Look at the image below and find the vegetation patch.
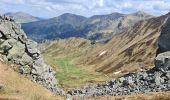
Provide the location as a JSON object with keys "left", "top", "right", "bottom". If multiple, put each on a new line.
{"left": 43, "top": 53, "right": 109, "bottom": 90}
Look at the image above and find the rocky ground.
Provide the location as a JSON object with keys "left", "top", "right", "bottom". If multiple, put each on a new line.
{"left": 67, "top": 53, "right": 170, "bottom": 98}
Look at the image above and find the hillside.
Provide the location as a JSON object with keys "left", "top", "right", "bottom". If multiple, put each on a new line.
{"left": 0, "top": 62, "right": 64, "bottom": 100}
{"left": 22, "top": 11, "right": 152, "bottom": 42}
{"left": 78, "top": 12, "right": 169, "bottom": 74}
{"left": 5, "top": 12, "right": 41, "bottom": 23}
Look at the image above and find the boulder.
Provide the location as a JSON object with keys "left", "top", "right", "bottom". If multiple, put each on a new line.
{"left": 0, "top": 40, "right": 12, "bottom": 54}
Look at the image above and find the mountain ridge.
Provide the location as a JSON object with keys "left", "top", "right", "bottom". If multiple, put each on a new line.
{"left": 22, "top": 11, "right": 153, "bottom": 42}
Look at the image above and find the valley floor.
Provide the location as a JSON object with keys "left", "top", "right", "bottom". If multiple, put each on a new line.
{"left": 43, "top": 54, "right": 111, "bottom": 91}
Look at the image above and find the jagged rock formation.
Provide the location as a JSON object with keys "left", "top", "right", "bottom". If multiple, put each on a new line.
{"left": 0, "top": 16, "right": 64, "bottom": 95}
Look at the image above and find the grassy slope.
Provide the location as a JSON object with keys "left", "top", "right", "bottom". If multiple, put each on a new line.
{"left": 0, "top": 62, "right": 64, "bottom": 100}
{"left": 79, "top": 14, "right": 168, "bottom": 74}
{"left": 42, "top": 38, "right": 111, "bottom": 90}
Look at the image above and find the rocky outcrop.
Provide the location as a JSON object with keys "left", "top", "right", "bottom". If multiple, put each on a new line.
{"left": 157, "top": 14, "right": 170, "bottom": 54}
{"left": 0, "top": 16, "right": 64, "bottom": 95}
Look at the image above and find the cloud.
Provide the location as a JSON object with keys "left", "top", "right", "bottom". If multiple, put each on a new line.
{"left": 1, "top": 0, "right": 25, "bottom": 4}
{"left": 0, "top": 0, "right": 170, "bottom": 18}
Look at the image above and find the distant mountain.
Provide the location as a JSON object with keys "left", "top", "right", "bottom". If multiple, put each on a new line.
{"left": 22, "top": 13, "right": 87, "bottom": 42}
{"left": 22, "top": 11, "right": 153, "bottom": 42}
{"left": 5, "top": 12, "right": 41, "bottom": 23}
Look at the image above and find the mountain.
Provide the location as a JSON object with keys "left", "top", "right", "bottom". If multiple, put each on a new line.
{"left": 5, "top": 12, "right": 41, "bottom": 23}
{"left": 22, "top": 11, "right": 153, "bottom": 42}
{"left": 84, "top": 11, "right": 153, "bottom": 42}
{"left": 22, "top": 13, "right": 87, "bottom": 42}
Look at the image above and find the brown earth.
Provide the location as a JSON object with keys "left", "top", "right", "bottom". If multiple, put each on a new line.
{"left": 0, "top": 62, "right": 64, "bottom": 100}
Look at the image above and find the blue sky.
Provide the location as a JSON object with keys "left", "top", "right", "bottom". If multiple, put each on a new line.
{"left": 0, "top": 0, "right": 170, "bottom": 18}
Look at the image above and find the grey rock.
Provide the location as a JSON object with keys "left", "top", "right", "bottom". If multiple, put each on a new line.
{"left": 20, "top": 65, "right": 31, "bottom": 74}
{"left": 67, "top": 57, "right": 170, "bottom": 97}
{"left": 0, "top": 40, "right": 12, "bottom": 54}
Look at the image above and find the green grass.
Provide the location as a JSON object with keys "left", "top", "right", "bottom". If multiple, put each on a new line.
{"left": 43, "top": 53, "right": 109, "bottom": 90}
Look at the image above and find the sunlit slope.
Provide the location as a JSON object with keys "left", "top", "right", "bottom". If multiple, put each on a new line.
{"left": 79, "top": 13, "right": 169, "bottom": 74}
{"left": 0, "top": 62, "right": 64, "bottom": 100}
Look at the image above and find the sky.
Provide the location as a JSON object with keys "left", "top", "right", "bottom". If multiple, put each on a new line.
{"left": 0, "top": 0, "right": 170, "bottom": 18}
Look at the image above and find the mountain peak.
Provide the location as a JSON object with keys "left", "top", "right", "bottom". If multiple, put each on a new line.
{"left": 58, "top": 13, "right": 87, "bottom": 19}
{"left": 132, "top": 10, "right": 152, "bottom": 17}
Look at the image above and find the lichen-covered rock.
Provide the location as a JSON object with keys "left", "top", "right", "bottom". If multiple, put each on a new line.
{"left": 0, "top": 16, "right": 64, "bottom": 95}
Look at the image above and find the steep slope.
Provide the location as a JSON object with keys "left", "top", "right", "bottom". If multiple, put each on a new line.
{"left": 79, "top": 13, "right": 169, "bottom": 74}
{"left": 0, "top": 62, "right": 64, "bottom": 100}
{"left": 5, "top": 12, "right": 41, "bottom": 23}
{"left": 22, "top": 11, "right": 152, "bottom": 42}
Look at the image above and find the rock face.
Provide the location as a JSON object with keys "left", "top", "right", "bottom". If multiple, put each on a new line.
{"left": 157, "top": 15, "right": 170, "bottom": 54}
{"left": 0, "top": 16, "right": 64, "bottom": 95}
